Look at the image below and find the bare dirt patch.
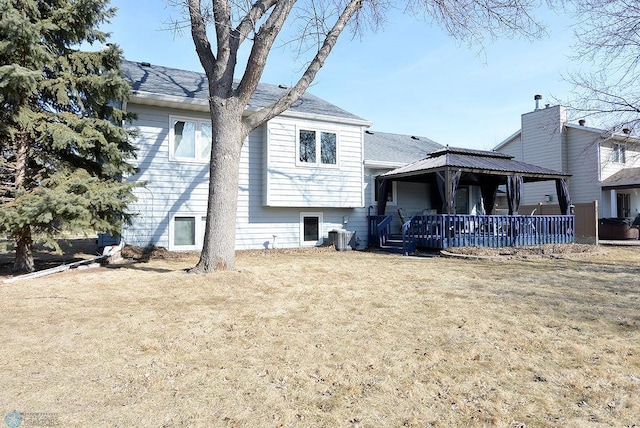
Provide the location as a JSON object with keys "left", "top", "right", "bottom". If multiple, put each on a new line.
{"left": 0, "top": 246, "right": 638, "bottom": 427}
{"left": 442, "top": 243, "right": 599, "bottom": 258}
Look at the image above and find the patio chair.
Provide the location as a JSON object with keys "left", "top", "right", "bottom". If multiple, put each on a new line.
{"left": 398, "top": 208, "right": 409, "bottom": 234}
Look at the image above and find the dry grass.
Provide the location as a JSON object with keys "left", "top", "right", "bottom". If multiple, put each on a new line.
{"left": 0, "top": 246, "right": 639, "bottom": 427}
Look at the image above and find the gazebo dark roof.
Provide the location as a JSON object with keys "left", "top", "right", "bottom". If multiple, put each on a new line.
{"left": 381, "top": 146, "right": 570, "bottom": 182}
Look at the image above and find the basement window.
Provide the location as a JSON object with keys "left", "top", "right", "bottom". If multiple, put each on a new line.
{"left": 170, "top": 214, "right": 206, "bottom": 250}
{"left": 300, "top": 212, "right": 323, "bottom": 246}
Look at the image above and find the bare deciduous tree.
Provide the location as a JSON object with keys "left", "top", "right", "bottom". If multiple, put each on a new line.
{"left": 178, "top": 0, "right": 555, "bottom": 272}
{"left": 567, "top": 0, "right": 640, "bottom": 131}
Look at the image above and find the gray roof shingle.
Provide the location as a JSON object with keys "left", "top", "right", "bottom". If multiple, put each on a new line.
{"left": 364, "top": 130, "right": 443, "bottom": 164}
{"left": 121, "top": 60, "right": 366, "bottom": 122}
{"left": 602, "top": 167, "right": 640, "bottom": 188}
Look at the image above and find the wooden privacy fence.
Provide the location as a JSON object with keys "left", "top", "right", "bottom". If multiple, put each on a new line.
{"left": 521, "top": 201, "right": 598, "bottom": 243}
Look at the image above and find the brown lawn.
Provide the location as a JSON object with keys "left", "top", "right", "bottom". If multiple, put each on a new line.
{"left": 0, "top": 246, "right": 639, "bottom": 427}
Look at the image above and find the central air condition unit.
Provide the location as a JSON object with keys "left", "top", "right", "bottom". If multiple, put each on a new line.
{"left": 328, "top": 230, "right": 355, "bottom": 251}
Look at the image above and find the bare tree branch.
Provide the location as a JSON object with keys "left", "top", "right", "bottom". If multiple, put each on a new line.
{"left": 187, "top": 0, "right": 217, "bottom": 79}
{"left": 235, "top": 0, "right": 280, "bottom": 45}
{"left": 242, "top": 0, "right": 364, "bottom": 133}
{"left": 567, "top": 0, "right": 640, "bottom": 133}
{"left": 236, "top": 0, "right": 298, "bottom": 105}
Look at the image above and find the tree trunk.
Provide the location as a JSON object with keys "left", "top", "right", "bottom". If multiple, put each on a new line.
{"left": 13, "top": 131, "right": 35, "bottom": 273}
{"left": 14, "top": 226, "right": 34, "bottom": 273}
{"left": 190, "top": 103, "right": 244, "bottom": 273}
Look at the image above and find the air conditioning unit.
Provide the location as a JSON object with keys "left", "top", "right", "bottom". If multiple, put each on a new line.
{"left": 329, "top": 230, "right": 355, "bottom": 251}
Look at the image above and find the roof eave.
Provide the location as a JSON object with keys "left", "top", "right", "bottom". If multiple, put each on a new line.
{"left": 278, "top": 110, "right": 372, "bottom": 127}
{"left": 129, "top": 91, "right": 209, "bottom": 112}
{"left": 364, "top": 160, "right": 408, "bottom": 169}
{"left": 128, "top": 91, "right": 372, "bottom": 126}
{"left": 381, "top": 166, "right": 571, "bottom": 181}
{"left": 493, "top": 130, "right": 521, "bottom": 151}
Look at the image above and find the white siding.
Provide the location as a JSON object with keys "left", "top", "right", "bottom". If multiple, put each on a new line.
{"left": 497, "top": 134, "right": 522, "bottom": 159}
{"left": 122, "top": 105, "right": 210, "bottom": 248}
{"left": 565, "top": 127, "right": 603, "bottom": 213}
{"left": 600, "top": 140, "right": 640, "bottom": 180}
{"left": 521, "top": 106, "right": 567, "bottom": 171}
{"left": 517, "top": 106, "right": 567, "bottom": 205}
{"left": 264, "top": 116, "right": 364, "bottom": 207}
{"left": 122, "top": 103, "right": 367, "bottom": 251}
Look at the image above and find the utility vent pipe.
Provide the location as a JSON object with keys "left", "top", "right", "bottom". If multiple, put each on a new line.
{"left": 534, "top": 94, "right": 542, "bottom": 110}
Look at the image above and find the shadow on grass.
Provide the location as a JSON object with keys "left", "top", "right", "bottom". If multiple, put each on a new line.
{"left": 103, "top": 263, "right": 176, "bottom": 274}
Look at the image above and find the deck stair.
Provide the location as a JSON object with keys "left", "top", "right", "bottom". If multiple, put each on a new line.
{"left": 378, "top": 234, "right": 406, "bottom": 254}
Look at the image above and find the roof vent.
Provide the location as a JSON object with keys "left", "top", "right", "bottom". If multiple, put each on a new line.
{"left": 578, "top": 119, "right": 586, "bottom": 126}
{"left": 278, "top": 84, "right": 288, "bottom": 89}
{"left": 365, "top": 130, "right": 374, "bottom": 135}
{"left": 534, "top": 94, "right": 542, "bottom": 110}
{"left": 139, "top": 61, "right": 151, "bottom": 67}
{"left": 411, "top": 136, "right": 419, "bottom": 140}
{"left": 623, "top": 128, "right": 631, "bottom": 134}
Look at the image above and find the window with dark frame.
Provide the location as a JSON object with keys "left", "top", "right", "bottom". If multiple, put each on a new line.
{"left": 303, "top": 216, "right": 319, "bottom": 242}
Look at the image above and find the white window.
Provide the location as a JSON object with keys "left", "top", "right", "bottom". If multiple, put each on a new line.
{"left": 372, "top": 176, "right": 397, "bottom": 206}
{"left": 170, "top": 214, "right": 207, "bottom": 250}
{"left": 612, "top": 143, "right": 626, "bottom": 164}
{"left": 170, "top": 117, "right": 212, "bottom": 162}
{"left": 300, "top": 212, "right": 323, "bottom": 246}
{"left": 297, "top": 129, "right": 337, "bottom": 166}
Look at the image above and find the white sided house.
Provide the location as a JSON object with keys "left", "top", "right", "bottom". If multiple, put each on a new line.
{"left": 494, "top": 98, "right": 640, "bottom": 220}
{"left": 120, "top": 61, "right": 443, "bottom": 251}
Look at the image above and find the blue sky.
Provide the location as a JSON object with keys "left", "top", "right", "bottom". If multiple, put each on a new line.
{"left": 101, "top": 1, "right": 585, "bottom": 150}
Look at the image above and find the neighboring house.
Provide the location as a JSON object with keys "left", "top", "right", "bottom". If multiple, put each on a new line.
{"left": 119, "top": 60, "right": 442, "bottom": 251}
{"left": 494, "top": 99, "right": 640, "bottom": 219}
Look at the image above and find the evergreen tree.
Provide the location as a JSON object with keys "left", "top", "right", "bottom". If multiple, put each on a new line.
{"left": 0, "top": 0, "right": 137, "bottom": 273}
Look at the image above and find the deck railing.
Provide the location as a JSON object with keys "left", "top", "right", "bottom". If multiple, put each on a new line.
{"left": 368, "top": 215, "right": 393, "bottom": 248}
{"left": 369, "top": 213, "right": 575, "bottom": 251}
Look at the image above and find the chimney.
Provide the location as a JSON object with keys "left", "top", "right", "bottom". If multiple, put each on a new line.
{"left": 534, "top": 94, "right": 542, "bottom": 111}
{"left": 579, "top": 119, "right": 586, "bottom": 126}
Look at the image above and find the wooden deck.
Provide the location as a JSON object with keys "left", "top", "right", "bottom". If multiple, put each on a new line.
{"left": 369, "top": 214, "right": 575, "bottom": 255}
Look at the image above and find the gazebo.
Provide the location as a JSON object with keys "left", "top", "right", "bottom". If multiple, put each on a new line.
{"left": 369, "top": 147, "right": 574, "bottom": 254}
